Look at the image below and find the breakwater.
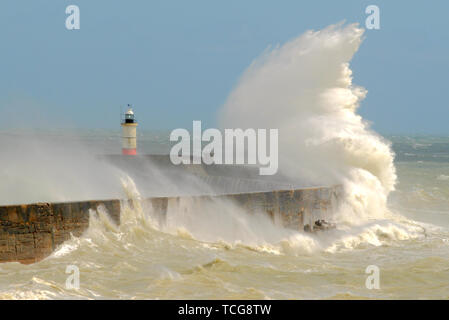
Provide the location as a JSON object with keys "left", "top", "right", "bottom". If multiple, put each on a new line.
{"left": 0, "top": 186, "right": 341, "bottom": 264}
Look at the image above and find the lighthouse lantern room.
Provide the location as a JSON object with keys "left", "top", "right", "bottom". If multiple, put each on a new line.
{"left": 121, "top": 104, "right": 138, "bottom": 155}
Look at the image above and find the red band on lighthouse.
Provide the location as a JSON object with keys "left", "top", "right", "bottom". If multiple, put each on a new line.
{"left": 122, "top": 148, "right": 137, "bottom": 155}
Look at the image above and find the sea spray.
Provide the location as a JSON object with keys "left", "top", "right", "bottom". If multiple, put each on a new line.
{"left": 220, "top": 23, "right": 397, "bottom": 224}
{"left": 0, "top": 132, "right": 126, "bottom": 205}
{"left": 115, "top": 174, "right": 421, "bottom": 255}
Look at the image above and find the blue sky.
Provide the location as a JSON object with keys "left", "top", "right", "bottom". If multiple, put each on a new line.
{"left": 0, "top": 0, "right": 448, "bottom": 134}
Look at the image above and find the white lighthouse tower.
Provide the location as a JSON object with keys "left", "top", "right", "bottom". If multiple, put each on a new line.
{"left": 121, "top": 104, "right": 138, "bottom": 155}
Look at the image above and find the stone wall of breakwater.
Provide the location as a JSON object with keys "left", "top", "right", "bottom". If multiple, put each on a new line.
{"left": 0, "top": 186, "right": 341, "bottom": 264}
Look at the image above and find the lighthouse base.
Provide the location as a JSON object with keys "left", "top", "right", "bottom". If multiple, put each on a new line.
{"left": 122, "top": 148, "right": 137, "bottom": 155}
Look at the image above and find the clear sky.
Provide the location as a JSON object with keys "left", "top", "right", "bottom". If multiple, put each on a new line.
{"left": 0, "top": 0, "right": 448, "bottom": 134}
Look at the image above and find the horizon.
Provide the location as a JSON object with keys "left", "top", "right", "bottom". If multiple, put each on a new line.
{"left": 2, "top": 126, "right": 449, "bottom": 138}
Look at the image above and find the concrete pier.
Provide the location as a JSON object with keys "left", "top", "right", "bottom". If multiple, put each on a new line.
{"left": 0, "top": 186, "right": 341, "bottom": 264}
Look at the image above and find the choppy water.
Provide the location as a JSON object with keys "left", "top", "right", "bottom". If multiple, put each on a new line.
{"left": 0, "top": 134, "right": 448, "bottom": 300}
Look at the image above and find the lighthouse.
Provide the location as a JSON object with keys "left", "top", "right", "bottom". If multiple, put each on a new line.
{"left": 121, "top": 104, "right": 138, "bottom": 155}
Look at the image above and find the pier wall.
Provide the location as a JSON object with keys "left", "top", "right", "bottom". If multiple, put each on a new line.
{"left": 0, "top": 186, "right": 341, "bottom": 264}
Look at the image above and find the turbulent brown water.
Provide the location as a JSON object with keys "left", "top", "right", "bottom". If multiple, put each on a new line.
{"left": 1, "top": 23, "right": 449, "bottom": 299}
